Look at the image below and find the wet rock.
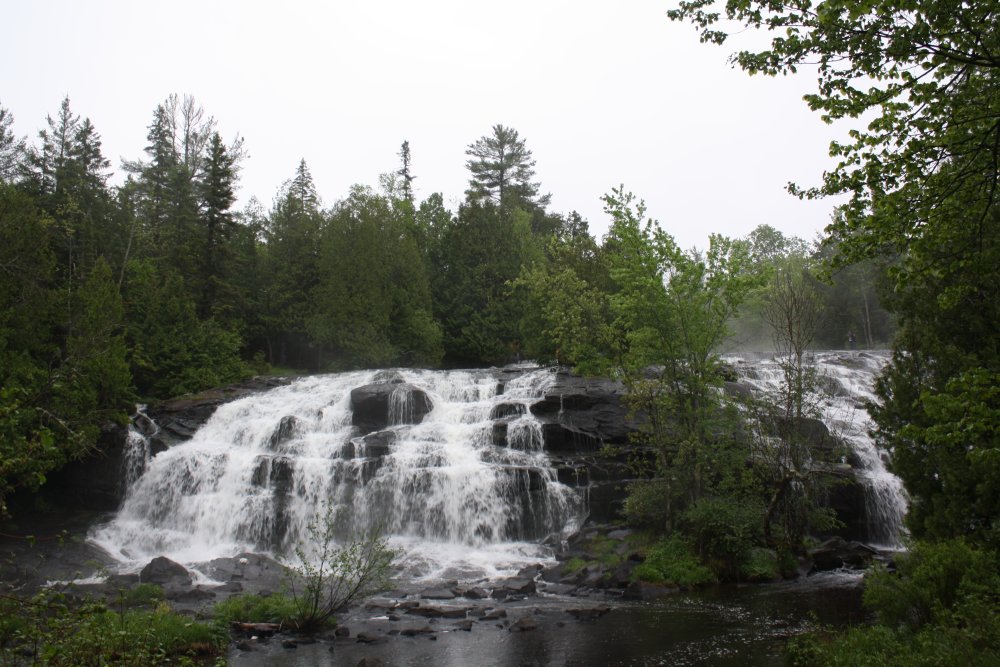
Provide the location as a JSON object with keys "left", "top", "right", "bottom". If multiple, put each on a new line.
{"left": 530, "top": 373, "right": 635, "bottom": 446}
{"left": 148, "top": 376, "right": 293, "bottom": 442}
{"left": 517, "top": 564, "right": 543, "bottom": 578}
{"left": 408, "top": 604, "right": 470, "bottom": 619}
{"left": 354, "top": 430, "right": 397, "bottom": 459}
{"left": 453, "top": 619, "right": 474, "bottom": 631}
{"left": 491, "top": 577, "right": 536, "bottom": 598}
{"left": 479, "top": 608, "right": 508, "bottom": 621}
{"left": 490, "top": 403, "right": 526, "bottom": 420}
{"left": 400, "top": 624, "right": 435, "bottom": 636}
{"left": 356, "top": 659, "right": 385, "bottom": 667}
{"left": 539, "top": 582, "right": 576, "bottom": 596}
{"left": 139, "top": 556, "right": 191, "bottom": 587}
{"left": 281, "top": 639, "right": 298, "bottom": 649}
{"left": 509, "top": 616, "right": 538, "bottom": 632}
{"left": 540, "top": 423, "right": 603, "bottom": 452}
{"left": 167, "top": 586, "right": 215, "bottom": 602}
{"left": 810, "top": 536, "right": 878, "bottom": 571}
{"left": 334, "top": 626, "right": 351, "bottom": 637}
{"left": 355, "top": 632, "right": 381, "bottom": 644}
{"left": 267, "top": 415, "right": 300, "bottom": 449}
{"left": 420, "top": 587, "right": 456, "bottom": 600}
{"left": 466, "top": 586, "right": 491, "bottom": 600}
{"left": 350, "top": 383, "right": 432, "bottom": 433}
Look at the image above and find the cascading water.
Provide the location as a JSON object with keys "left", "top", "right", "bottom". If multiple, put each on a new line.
{"left": 90, "top": 368, "right": 585, "bottom": 580}
{"left": 728, "top": 351, "right": 908, "bottom": 548}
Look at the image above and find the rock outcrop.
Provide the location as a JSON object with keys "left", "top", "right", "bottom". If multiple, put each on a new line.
{"left": 350, "top": 381, "right": 432, "bottom": 433}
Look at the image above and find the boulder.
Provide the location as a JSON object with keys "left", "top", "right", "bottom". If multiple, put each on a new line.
{"left": 350, "top": 383, "right": 432, "bottom": 434}
{"left": 353, "top": 430, "right": 397, "bottom": 458}
{"left": 140, "top": 556, "right": 192, "bottom": 587}
{"left": 267, "top": 415, "right": 300, "bottom": 450}
{"left": 810, "top": 536, "right": 878, "bottom": 571}
{"left": 408, "top": 604, "right": 470, "bottom": 619}
{"left": 530, "top": 372, "right": 636, "bottom": 446}
{"left": 420, "top": 587, "right": 456, "bottom": 600}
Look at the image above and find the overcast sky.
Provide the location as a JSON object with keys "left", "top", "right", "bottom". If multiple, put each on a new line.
{"left": 3, "top": 0, "right": 845, "bottom": 250}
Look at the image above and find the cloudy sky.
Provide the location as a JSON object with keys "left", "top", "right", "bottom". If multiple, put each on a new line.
{"left": 3, "top": 0, "right": 845, "bottom": 250}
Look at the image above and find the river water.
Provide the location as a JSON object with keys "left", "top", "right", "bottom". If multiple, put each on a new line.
{"left": 226, "top": 572, "right": 865, "bottom": 667}
{"left": 74, "top": 353, "right": 899, "bottom": 665}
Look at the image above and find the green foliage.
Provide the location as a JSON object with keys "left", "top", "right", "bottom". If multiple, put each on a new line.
{"left": 308, "top": 185, "right": 442, "bottom": 369}
{"left": 465, "top": 124, "right": 548, "bottom": 209}
{"left": 740, "top": 548, "right": 780, "bottom": 582}
{"left": 0, "top": 588, "right": 223, "bottom": 666}
{"left": 0, "top": 185, "right": 133, "bottom": 514}
{"left": 285, "top": 507, "right": 397, "bottom": 633}
{"left": 124, "top": 583, "right": 166, "bottom": 607}
{"left": 431, "top": 201, "right": 536, "bottom": 365}
{"left": 681, "top": 496, "right": 765, "bottom": 578}
{"left": 212, "top": 593, "right": 297, "bottom": 627}
{"left": 623, "top": 479, "right": 674, "bottom": 529}
{"left": 632, "top": 535, "right": 717, "bottom": 588}
{"left": 788, "top": 540, "right": 1000, "bottom": 666}
{"left": 124, "top": 261, "right": 249, "bottom": 398}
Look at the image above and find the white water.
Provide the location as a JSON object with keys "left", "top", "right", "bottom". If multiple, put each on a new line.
{"left": 728, "top": 351, "right": 908, "bottom": 548}
{"left": 91, "top": 368, "right": 585, "bottom": 580}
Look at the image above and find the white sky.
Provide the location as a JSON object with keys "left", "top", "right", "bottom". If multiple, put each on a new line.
{"left": 2, "top": 0, "right": 844, "bottom": 250}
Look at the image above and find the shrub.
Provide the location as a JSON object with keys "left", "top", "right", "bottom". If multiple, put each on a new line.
{"left": 632, "top": 535, "right": 716, "bottom": 588}
{"left": 0, "top": 588, "right": 223, "bottom": 666}
{"left": 786, "top": 540, "right": 1000, "bottom": 666}
{"left": 741, "top": 548, "right": 780, "bottom": 582}
{"left": 213, "top": 593, "right": 298, "bottom": 627}
{"left": 680, "top": 495, "right": 764, "bottom": 579}
{"left": 285, "top": 507, "right": 398, "bottom": 633}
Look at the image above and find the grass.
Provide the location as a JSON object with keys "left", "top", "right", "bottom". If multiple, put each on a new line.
{"left": 212, "top": 593, "right": 298, "bottom": 627}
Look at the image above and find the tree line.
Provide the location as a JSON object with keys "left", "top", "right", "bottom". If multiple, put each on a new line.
{"left": 0, "top": 94, "right": 886, "bottom": 513}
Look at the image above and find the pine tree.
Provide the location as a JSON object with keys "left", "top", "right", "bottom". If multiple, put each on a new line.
{"left": 397, "top": 140, "right": 415, "bottom": 205}
{"left": 196, "top": 132, "right": 239, "bottom": 319}
{"left": 0, "top": 102, "right": 26, "bottom": 184}
{"left": 262, "top": 159, "right": 324, "bottom": 367}
{"left": 465, "top": 124, "right": 549, "bottom": 209}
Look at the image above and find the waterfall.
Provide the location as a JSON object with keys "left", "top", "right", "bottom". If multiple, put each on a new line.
{"left": 120, "top": 405, "right": 154, "bottom": 492}
{"left": 90, "top": 368, "right": 585, "bottom": 580}
{"left": 728, "top": 351, "right": 908, "bottom": 548}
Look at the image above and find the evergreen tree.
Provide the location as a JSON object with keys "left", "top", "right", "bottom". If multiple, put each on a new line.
{"left": 0, "top": 102, "right": 25, "bottom": 184}
{"left": 397, "top": 140, "right": 415, "bottom": 205}
{"left": 261, "top": 159, "right": 324, "bottom": 367}
{"left": 196, "top": 132, "right": 239, "bottom": 319}
{"left": 431, "top": 201, "right": 534, "bottom": 364}
{"left": 465, "top": 124, "right": 549, "bottom": 209}
{"left": 308, "top": 186, "right": 441, "bottom": 368}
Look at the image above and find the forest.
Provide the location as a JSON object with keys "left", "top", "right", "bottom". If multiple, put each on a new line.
{"left": 0, "top": 94, "right": 889, "bottom": 515}
{"left": 1, "top": 0, "right": 999, "bottom": 661}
